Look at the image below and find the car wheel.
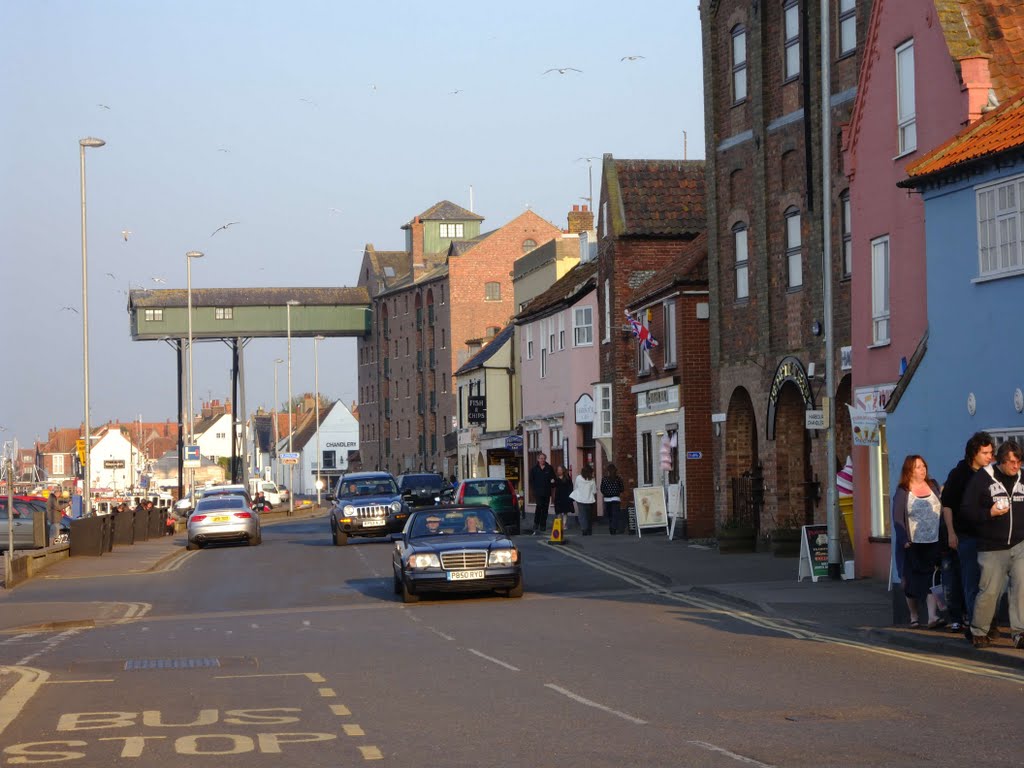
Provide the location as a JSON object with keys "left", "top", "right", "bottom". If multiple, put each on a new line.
{"left": 186, "top": 540, "right": 199, "bottom": 551}
{"left": 401, "top": 579, "right": 419, "bottom": 604}
{"left": 507, "top": 579, "right": 524, "bottom": 598}
{"left": 393, "top": 571, "right": 402, "bottom": 595}
{"left": 333, "top": 529, "right": 347, "bottom": 546}
{"left": 250, "top": 533, "right": 262, "bottom": 546}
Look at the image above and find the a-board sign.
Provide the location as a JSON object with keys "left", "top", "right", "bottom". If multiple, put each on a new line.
{"left": 798, "top": 524, "right": 830, "bottom": 582}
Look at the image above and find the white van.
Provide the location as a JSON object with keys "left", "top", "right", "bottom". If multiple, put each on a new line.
{"left": 248, "top": 479, "right": 282, "bottom": 507}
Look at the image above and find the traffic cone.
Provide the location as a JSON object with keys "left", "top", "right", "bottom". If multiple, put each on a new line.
{"left": 549, "top": 514, "right": 565, "bottom": 544}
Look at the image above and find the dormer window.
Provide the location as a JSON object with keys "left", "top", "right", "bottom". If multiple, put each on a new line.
{"left": 439, "top": 223, "right": 464, "bottom": 238}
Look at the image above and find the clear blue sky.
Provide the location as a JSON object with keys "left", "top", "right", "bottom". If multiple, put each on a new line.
{"left": 0, "top": 0, "right": 704, "bottom": 450}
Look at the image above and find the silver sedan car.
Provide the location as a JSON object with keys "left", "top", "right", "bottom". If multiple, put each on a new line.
{"left": 186, "top": 495, "right": 261, "bottom": 550}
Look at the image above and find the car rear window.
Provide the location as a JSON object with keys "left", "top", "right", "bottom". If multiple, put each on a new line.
{"left": 196, "top": 496, "right": 246, "bottom": 510}
{"left": 465, "top": 481, "right": 511, "bottom": 496}
{"left": 401, "top": 475, "right": 444, "bottom": 491}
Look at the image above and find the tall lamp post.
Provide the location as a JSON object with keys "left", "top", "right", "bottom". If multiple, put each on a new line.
{"left": 286, "top": 300, "right": 300, "bottom": 516}
{"left": 314, "top": 335, "right": 325, "bottom": 506}
{"left": 273, "top": 358, "right": 283, "bottom": 485}
{"left": 186, "top": 250, "right": 204, "bottom": 496}
{"left": 79, "top": 137, "right": 105, "bottom": 516}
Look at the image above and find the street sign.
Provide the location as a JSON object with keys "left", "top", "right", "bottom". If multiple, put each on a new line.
{"left": 467, "top": 396, "right": 486, "bottom": 426}
{"left": 183, "top": 444, "right": 201, "bottom": 469}
{"left": 103, "top": 459, "right": 125, "bottom": 469}
{"left": 280, "top": 452, "right": 300, "bottom": 465}
{"left": 685, "top": 451, "right": 702, "bottom": 460}
{"left": 75, "top": 439, "right": 86, "bottom": 464}
{"left": 805, "top": 410, "right": 826, "bottom": 430}
{"left": 504, "top": 435, "right": 524, "bottom": 451}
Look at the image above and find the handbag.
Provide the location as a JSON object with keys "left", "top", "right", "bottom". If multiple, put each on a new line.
{"left": 929, "top": 570, "right": 947, "bottom": 611}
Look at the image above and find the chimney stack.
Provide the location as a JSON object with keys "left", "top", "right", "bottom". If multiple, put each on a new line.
{"left": 567, "top": 204, "right": 593, "bottom": 234}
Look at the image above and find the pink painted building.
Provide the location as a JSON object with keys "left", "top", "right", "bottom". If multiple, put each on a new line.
{"left": 844, "top": 0, "right": 1024, "bottom": 580}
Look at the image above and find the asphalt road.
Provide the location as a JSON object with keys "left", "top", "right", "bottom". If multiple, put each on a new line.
{"left": 1, "top": 516, "right": 1022, "bottom": 767}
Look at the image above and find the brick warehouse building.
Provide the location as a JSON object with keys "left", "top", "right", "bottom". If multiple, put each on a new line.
{"left": 700, "top": 1, "right": 868, "bottom": 539}
{"left": 357, "top": 201, "right": 564, "bottom": 475}
{"left": 594, "top": 156, "right": 706, "bottom": 502}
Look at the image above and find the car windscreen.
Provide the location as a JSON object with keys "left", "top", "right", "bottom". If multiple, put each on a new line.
{"left": 410, "top": 508, "right": 498, "bottom": 537}
{"left": 336, "top": 478, "right": 398, "bottom": 497}
{"left": 400, "top": 475, "right": 444, "bottom": 491}
{"left": 195, "top": 496, "right": 246, "bottom": 511}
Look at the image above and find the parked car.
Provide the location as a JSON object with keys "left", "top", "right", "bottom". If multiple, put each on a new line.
{"left": 327, "top": 471, "right": 408, "bottom": 546}
{"left": 452, "top": 478, "right": 521, "bottom": 535}
{"left": 396, "top": 472, "right": 453, "bottom": 508}
{"left": 186, "top": 495, "right": 261, "bottom": 550}
{"left": 392, "top": 505, "right": 523, "bottom": 603}
{"left": 0, "top": 497, "right": 44, "bottom": 550}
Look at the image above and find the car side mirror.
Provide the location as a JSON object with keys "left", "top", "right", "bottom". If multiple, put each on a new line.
{"left": 325, "top": 494, "right": 335, "bottom": 502}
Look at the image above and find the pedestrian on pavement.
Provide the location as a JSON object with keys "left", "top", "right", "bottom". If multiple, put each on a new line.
{"left": 600, "top": 463, "right": 626, "bottom": 535}
{"left": 553, "top": 465, "right": 573, "bottom": 531}
{"left": 962, "top": 439, "right": 1024, "bottom": 649}
{"left": 940, "top": 431, "right": 994, "bottom": 635}
{"left": 46, "top": 487, "right": 65, "bottom": 545}
{"left": 892, "top": 455, "right": 944, "bottom": 629}
{"left": 528, "top": 452, "right": 555, "bottom": 535}
{"left": 571, "top": 464, "right": 597, "bottom": 535}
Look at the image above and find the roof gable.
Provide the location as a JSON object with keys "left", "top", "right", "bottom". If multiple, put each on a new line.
{"left": 515, "top": 260, "right": 598, "bottom": 322}
{"left": 602, "top": 155, "right": 706, "bottom": 237}
{"left": 405, "top": 200, "right": 484, "bottom": 227}
{"left": 454, "top": 324, "right": 515, "bottom": 375}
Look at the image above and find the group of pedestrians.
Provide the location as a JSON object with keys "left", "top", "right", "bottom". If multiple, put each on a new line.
{"left": 527, "top": 453, "right": 627, "bottom": 536}
{"left": 893, "top": 432, "right": 1024, "bottom": 650}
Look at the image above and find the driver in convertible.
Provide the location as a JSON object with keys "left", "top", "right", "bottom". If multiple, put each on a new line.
{"left": 424, "top": 514, "right": 443, "bottom": 535}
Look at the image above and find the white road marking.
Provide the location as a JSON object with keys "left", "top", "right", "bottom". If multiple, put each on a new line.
{"left": 429, "top": 627, "right": 454, "bottom": 641}
{"left": 214, "top": 672, "right": 321, "bottom": 680}
{"left": 468, "top": 648, "right": 520, "bottom": 671}
{"left": 2, "top": 634, "right": 40, "bottom": 644}
{"left": 686, "top": 740, "right": 777, "bottom": 767}
{"left": 544, "top": 683, "right": 647, "bottom": 724}
{"left": 17, "top": 628, "right": 81, "bottom": 666}
{"left": 548, "top": 544, "right": 1024, "bottom": 685}
{"left": 0, "top": 666, "right": 49, "bottom": 737}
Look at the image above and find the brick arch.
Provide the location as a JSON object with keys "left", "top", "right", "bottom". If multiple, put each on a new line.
{"left": 725, "top": 386, "right": 759, "bottom": 526}
{"left": 834, "top": 373, "right": 853, "bottom": 470}
{"left": 774, "top": 381, "right": 812, "bottom": 526}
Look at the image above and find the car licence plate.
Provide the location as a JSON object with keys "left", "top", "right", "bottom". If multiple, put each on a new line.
{"left": 212, "top": 516, "right": 230, "bottom": 523}
{"left": 362, "top": 519, "right": 385, "bottom": 527}
{"left": 448, "top": 570, "right": 485, "bottom": 581}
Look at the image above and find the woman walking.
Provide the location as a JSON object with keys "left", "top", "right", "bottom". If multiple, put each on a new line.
{"left": 553, "top": 465, "right": 574, "bottom": 530}
{"left": 571, "top": 465, "right": 597, "bottom": 535}
{"left": 600, "top": 463, "right": 626, "bottom": 535}
{"left": 892, "top": 454, "right": 945, "bottom": 629}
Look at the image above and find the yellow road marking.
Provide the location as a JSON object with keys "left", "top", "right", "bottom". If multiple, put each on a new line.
{"left": 0, "top": 667, "right": 49, "bottom": 737}
{"left": 343, "top": 724, "right": 365, "bottom": 736}
{"left": 359, "top": 745, "right": 383, "bottom": 760}
{"left": 214, "top": 672, "right": 318, "bottom": 680}
{"left": 45, "top": 679, "right": 114, "bottom": 684}
{"left": 304, "top": 673, "right": 326, "bottom": 683}
{"left": 330, "top": 704, "right": 351, "bottom": 716}
{"left": 318, "top": 687, "right": 335, "bottom": 697}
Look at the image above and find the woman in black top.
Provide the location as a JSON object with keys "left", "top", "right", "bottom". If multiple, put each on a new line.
{"left": 600, "top": 463, "right": 626, "bottom": 534}
{"left": 553, "top": 465, "right": 574, "bottom": 520}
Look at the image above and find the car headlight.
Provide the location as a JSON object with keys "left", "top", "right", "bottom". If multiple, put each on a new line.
{"left": 407, "top": 553, "right": 441, "bottom": 569}
{"left": 390, "top": 501, "right": 402, "bottom": 513}
{"left": 343, "top": 504, "right": 356, "bottom": 515}
{"left": 488, "top": 548, "right": 518, "bottom": 565}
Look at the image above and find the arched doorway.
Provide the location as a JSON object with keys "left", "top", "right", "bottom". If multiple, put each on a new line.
{"left": 774, "top": 382, "right": 813, "bottom": 526}
{"left": 725, "top": 387, "right": 760, "bottom": 532}
{"left": 835, "top": 374, "right": 853, "bottom": 470}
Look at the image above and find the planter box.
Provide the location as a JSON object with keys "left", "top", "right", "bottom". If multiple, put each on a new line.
{"left": 717, "top": 527, "right": 757, "bottom": 554}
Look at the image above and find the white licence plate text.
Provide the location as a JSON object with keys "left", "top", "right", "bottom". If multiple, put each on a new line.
{"left": 448, "top": 570, "right": 485, "bottom": 581}
{"left": 362, "top": 519, "right": 385, "bottom": 527}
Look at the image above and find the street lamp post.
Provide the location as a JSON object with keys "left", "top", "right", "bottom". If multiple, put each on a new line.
{"left": 273, "top": 358, "right": 283, "bottom": 485}
{"left": 286, "top": 300, "right": 300, "bottom": 516}
{"left": 186, "top": 251, "right": 204, "bottom": 497}
{"left": 79, "top": 137, "right": 104, "bottom": 517}
{"left": 314, "top": 335, "right": 324, "bottom": 506}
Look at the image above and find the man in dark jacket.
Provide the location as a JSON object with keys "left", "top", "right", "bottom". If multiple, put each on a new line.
{"left": 940, "top": 431, "right": 994, "bottom": 633}
{"left": 528, "top": 452, "right": 555, "bottom": 535}
{"left": 962, "top": 440, "right": 1024, "bottom": 648}
{"left": 46, "top": 488, "right": 65, "bottom": 545}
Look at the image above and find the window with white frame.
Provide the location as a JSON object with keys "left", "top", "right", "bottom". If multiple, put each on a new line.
{"left": 439, "top": 222, "right": 464, "bottom": 238}
{"left": 215, "top": 307, "right": 233, "bottom": 320}
{"left": 783, "top": 0, "right": 800, "bottom": 80}
{"left": 732, "top": 25, "right": 748, "bottom": 103}
{"left": 602, "top": 202, "right": 608, "bottom": 238}
{"left": 640, "top": 431, "right": 654, "bottom": 486}
{"left": 593, "top": 384, "right": 613, "bottom": 438}
{"left": 540, "top": 319, "right": 549, "bottom": 378}
{"left": 839, "top": 0, "right": 857, "bottom": 56}
{"left": 869, "top": 423, "right": 890, "bottom": 537}
{"left": 734, "top": 223, "right": 749, "bottom": 299}
{"left": 53, "top": 454, "right": 65, "bottom": 475}
{"left": 663, "top": 301, "right": 677, "bottom": 367}
{"left": 485, "top": 282, "right": 501, "bottom": 301}
{"left": 871, "top": 235, "right": 890, "bottom": 344}
{"left": 573, "top": 306, "right": 593, "bottom": 346}
{"left": 603, "top": 279, "right": 611, "bottom": 342}
{"left": 841, "top": 190, "right": 852, "bottom": 277}
{"left": 990, "top": 428, "right": 1024, "bottom": 449}
{"left": 525, "top": 325, "right": 534, "bottom": 360}
{"left": 785, "top": 208, "right": 803, "bottom": 288}
{"left": 144, "top": 309, "right": 163, "bottom": 322}
{"left": 977, "top": 175, "right": 1024, "bottom": 276}
{"left": 896, "top": 40, "right": 916, "bottom": 155}
{"left": 557, "top": 313, "right": 565, "bottom": 350}
{"left": 548, "top": 318, "right": 555, "bottom": 354}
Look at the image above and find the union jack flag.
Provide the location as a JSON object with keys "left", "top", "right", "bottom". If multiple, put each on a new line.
{"left": 626, "top": 310, "right": 658, "bottom": 350}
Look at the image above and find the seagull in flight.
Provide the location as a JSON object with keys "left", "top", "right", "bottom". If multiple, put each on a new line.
{"left": 97, "top": 103, "right": 111, "bottom": 110}
{"left": 329, "top": 208, "right": 343, "bottom": 216}
{"left": 543, "top": 67, "right": 582, "bottom": 75}
{"left": 121, "top": 229, "right": 132, "bottom": 241}
{"left": 60, "top": 305, "right": 79, "bottom": 314}
{"left": 211, "top": 221, "right": 240, "bottom": 237}
{"left": 299, "top": 97, "right": 317, "bottom": 107}
{"left": 105, "top": 272, "right": 116, "bottom": 280}
{"left": 151, "top": 276, "right": 166, "bottom": 284}
{"left": 450, "top": 89, "right": 463, "bottom": 95}
{"left": 620, "top": 55, "right": 645, "bottom": 62}
{"left": 217, "top": 147, "right": 230, "bottom": 153}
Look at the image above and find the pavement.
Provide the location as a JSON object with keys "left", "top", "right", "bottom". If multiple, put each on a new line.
{"left": 1, "top": 506, "right": 1021, "bottom": 674}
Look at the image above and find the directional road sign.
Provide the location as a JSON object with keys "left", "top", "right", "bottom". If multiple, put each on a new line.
{"left": 280, "top": 452, "right": 300, "bottom": 465}
{"left": 183, "top": 444, "right": 201, "bottom": 469}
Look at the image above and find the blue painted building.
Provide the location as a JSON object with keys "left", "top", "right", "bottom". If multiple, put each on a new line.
{"left": 887, "top": 93, "right": 1024, "bottom": 485}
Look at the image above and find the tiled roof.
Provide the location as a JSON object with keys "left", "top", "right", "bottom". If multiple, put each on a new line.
{"left": 603, "top": 155, "right": 706, "bottom": 237}
{"left": 38, "top": 428, "right": 81, "bottom": 454}
{"left": 406, "top": 200, "right": 484, "bottom": 226}
{"left": 515, "top": 260, "right": 598, "bottom": 323}
{"left": 291, "top": 402, "right": 336, "bottom": 451}
{"left": 625, "top": 233, "right": 709, "bottom": 308}
{"left": 454, "top": 324, "right": 516, "bottom": 375}
{"left": 936, "top": 0, "right": 1024, "bottom": 100}
{"left": 251, "top": 413, "right": 274, "bottom": 453}
{"left": 130, "top": 287, "right": 368, "bottom": 309}
{"left": 903, "top": 91, "right": 1024, "bottom": 181}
